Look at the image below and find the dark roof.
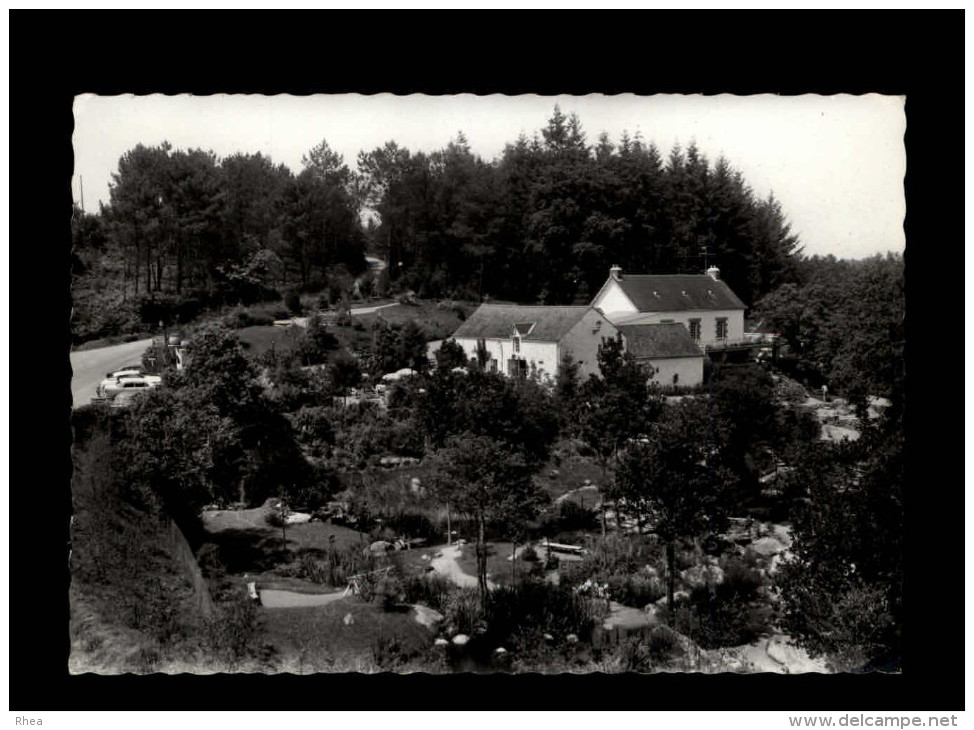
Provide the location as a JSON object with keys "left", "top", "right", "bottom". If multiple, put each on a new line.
{"left": 617, "top": 323, "right": 704, "bottom": 359}
{"left": 614, "top": 275, "right": 745, "bottom": 311}
{"left": 452, "top": 304, "right": 593, "bottom": 342}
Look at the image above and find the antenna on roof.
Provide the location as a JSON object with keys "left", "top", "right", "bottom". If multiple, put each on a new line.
{"left": 699, "top": 246, "right": 710, "bottom": 271}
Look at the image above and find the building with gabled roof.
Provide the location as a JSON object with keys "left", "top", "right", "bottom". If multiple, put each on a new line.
{"left": 615, "top": 322, "right": 705, "bottom": 387}
{"left": 591, "top": 265, "right": 746, "bottom": 349}
{"left": 450, "top": 304, "right": 617, "bottom": 380}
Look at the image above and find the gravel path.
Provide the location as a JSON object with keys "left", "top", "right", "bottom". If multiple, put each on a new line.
{"left": 259, "top": 589, "right": 348, "bottom": 608}
{"left": 430, "top": 544, "right": 497, "bottom": 590}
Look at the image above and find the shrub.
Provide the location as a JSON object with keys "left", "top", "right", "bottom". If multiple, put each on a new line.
{"left": 372, "top": 633, "right": 410, "bottom": 670}
{"left": 442, "top": 588, "right": 483, "bottom": 636}
{"left": 521, "top": 546, "right": 539, "bottom": 563}
{"left": 605, "top": 571, "right": 665, "bottom": 608}
{"left": 284, "top": 290, "right": 303, "bottom": 315}
{"left": 222, "top": 305, "right": 275, "bottom": 329}
{"left": 400, "top": 572, "right": 453, "bottom": 613}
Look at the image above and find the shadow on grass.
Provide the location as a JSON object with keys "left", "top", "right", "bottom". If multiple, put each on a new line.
{"left": 203, "top": 527, "right": 292, "bottom": 574}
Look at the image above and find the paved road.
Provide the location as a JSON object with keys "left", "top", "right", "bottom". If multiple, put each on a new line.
{"left": 70, "top": 338, "right": 154, "bottom": 408}
{"left": 69, "top": 303, "right": 400, "bottom": 409}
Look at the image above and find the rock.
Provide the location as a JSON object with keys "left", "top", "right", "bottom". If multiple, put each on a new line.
{"left": 421, "top": 553, "right": 431, "bottom": 561}
{"left": 368, "top": 540, "right": 393, "bottom": 554}
{"left": 494, "top": 646, "right": 508, "bottom": 655}
{"left": 452, "top": 634, "right": 470, "bottom": 646}
{"left": 412, "top": 604, "right": 445, "bottom": 628}
{"left": 641, "top": 564, "right": 660, "bottom": 578}
{"left": 681, "top": 564, "right": 725, "bottom": 589}
{"left": 750, "top": 536, "right": 786, "bottom": 557}
{"left": 435, "top": 638, "right": 449, "bottom": 647}
{"left": 543, "top": 633, "right": 554, "bottom": 642}
{"left": 566, "top": 634, "right": 578, "bottom": 644}
{"left": 343, "top": 612, "right": 354, "bottom": 626}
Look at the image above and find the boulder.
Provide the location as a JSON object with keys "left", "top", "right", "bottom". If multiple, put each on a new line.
{"left": 452, "top": 634, "right": 470, "bottom": 646}
{"left": 412, "top": 604, "right": 445, "bottom": 629}
{"left": 343, "top": 612, "right": 355, "bottom": 626}
{"left": 368, "top": 540, "right": 393, "bottom": 555}
{"left": 681, "top": 564, "right": 725, "bottom": 589}
{"left": 641, "top": 564, "right": 660, "bottom": 579}
{"left": 434, "top": 638, "right": 449, "bottom": 648}
{"left": 750, "top": 536, "right": 786, "bottom": 557}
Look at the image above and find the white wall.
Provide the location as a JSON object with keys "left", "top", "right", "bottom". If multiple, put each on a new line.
{"left": 612, "top": 309, "right": 745, "bottom": 348}
{"left": 592, "top": 279, "right": 637, "bottom": 320}
{"left": 560, "top": 309, "right": 619, "bottom": 379}
{"left": 644, "top": 357, "right": 704, "bottom": 388}
{"left": 454, "top": 337, "right": 559, "bottom": 381}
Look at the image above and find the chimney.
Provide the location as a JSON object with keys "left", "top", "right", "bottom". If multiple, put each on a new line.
{"left": 706, "top": 265, "right": 720, "bottom": 281}
{"left": 610, "top": 264, "right": 623, "bottom": 281}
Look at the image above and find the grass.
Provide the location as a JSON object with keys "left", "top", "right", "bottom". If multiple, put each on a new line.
{"left": 235, "top": 324, "right": 306, "bottom": 359}
{"left": 455, "top": 541, "right": 539, "bottom": 587}
{"left": 203, "top": 506, "right": 370, "bottom": 574}
{"left": 351, "top": 299, "right": 475, "bottom": 342}
{"left": 539, "top": 447, "right": 606, "bottom": 504}
{"left": 260, "top": 596, "right": 435, "bottom": 673}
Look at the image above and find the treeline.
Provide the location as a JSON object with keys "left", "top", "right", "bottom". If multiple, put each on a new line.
{"left": 752, "top": 252, "right": 905, "bottom": 404}
{"left": 72, "top": 106, "right": 804, "bottom": 342}
{"left": 360, "top": 106, "right": 801, "bottom": 306}
{"left": 74, "top": 140, "right": 368, "bottom": 299}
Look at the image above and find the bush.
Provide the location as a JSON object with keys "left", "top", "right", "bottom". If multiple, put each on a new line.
{"left": 400, "top": 572, "right": 453, "bottom": 614}
{"left": 284, "top": 290, "right": 303, "bottom": 315}
{"left": 485, "top": 581, "right": 608, "bottom": 649}
{"left": 372, "top": 633, "right": 410, "bottom": 670}
{"left": 605, "top": 571, "right": 665, "bottom": 608}
{"left": 665, "top": 557, "right": 768, "bottom": 649}
{"left": 442, "top": 588, "right": 484, "bottom": 636}
{"left": 222, "top": 305, "right": 276, "bottom": 329}
{"left": 521, "top": 546, "right": 539, "bottom": 563}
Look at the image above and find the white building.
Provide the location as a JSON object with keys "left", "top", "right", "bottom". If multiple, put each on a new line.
{"left": 450, "top": 304, "right": 617, "bottom": 381}
{"left": 591, "top": 265, "right": 746, "bottom": 350}
{"left": 615, "top": 323, "right": 705, "bottom": 387}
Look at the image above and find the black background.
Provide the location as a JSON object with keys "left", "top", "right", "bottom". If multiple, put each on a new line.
{"left": 9, "top": 8, "right": 963, "bottom": 712}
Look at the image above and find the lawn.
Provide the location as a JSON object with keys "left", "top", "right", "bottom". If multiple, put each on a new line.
{"left": 351, "top": 299, "right": 476, "bottom": 341}
{"left": 260, "top": 596, "right": 436, "bottom": 673}
{"left": 538, "top": 448, "right": 606, "bottom": 504}
{"left": 455, "top": 541, "right": 540, "bottom": 587}
{"left": 203, "top": 506, "right": 370, "bottom": 574}
{"left": 235, "top": 324, "right": 306, "bottom": 359}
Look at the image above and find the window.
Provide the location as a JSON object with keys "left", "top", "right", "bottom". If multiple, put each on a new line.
{"left": 688, "top": 318, "right": 701, "bottom": 340}
{"left": 716, "top": 317, "right": 728, "bottom": 340}
{"left": 489, "top": 358, "right": 498, "bottom": 372}
{"left": 513, "top": 336, "right": 520, "bottom": 353}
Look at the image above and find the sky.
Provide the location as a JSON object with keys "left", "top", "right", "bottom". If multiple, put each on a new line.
{"left": 72, "top": 93, "right": 906, "bottom": 261}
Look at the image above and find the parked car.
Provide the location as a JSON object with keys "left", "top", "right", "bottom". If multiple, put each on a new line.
{"left": 96, "top": 372, "right": 162, "bottom": 399}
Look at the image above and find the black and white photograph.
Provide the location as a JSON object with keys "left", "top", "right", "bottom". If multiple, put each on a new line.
{"left": 64, "top": 91, "right": 908, "bottom": 678}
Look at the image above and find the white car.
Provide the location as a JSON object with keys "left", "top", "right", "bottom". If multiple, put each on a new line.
{"left": 96, "top": 371, "right": 163, "bottom": 399}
